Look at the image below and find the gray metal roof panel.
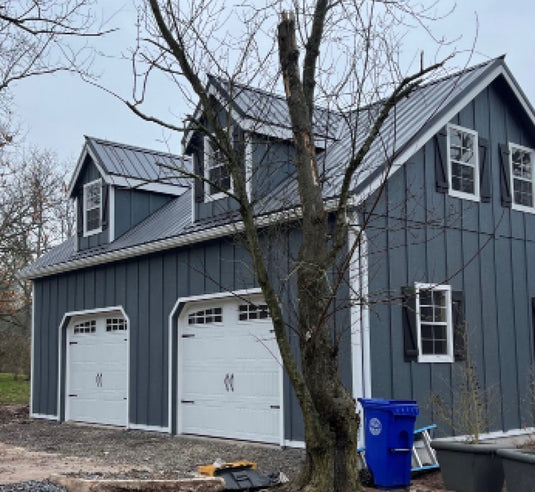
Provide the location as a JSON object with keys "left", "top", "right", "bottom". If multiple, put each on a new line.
{"left": 86, "top": 137, "right": 190, "bottom": 188}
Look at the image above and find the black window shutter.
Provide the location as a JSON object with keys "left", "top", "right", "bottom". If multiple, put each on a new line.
{"left": 434, "top": 128, "right": 449, "bottom": 193}
{"left": 76, "top": 195, "right": 83, "bottom": 235}
{"left": 478, "top": 137, "right": 491, "bottom": 202}
{"left": 193, "top": 135, "right": 204, "bottom": 203}
{"left": 101, "top": 183, "right": 109, "bottom": 228}
{"left": 499, "top": 143, "right": 512, "bottom": 207}
{"left": 452, "top": 290, "right": 466, "bottom": 361}
{"left": 402, "top": 286, "right": 418, "bottom": 362}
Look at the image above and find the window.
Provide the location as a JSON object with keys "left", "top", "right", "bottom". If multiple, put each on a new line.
{"left": 447, "top": 124, "right": 479, "bottom": 200}
{"left": 415, "top": 284, "right": 453, "bottom": 363}
{"left": 73, "top": 319, "right": 96, "bottom": 334}
{"left": 510, "top": 143, "right": 535, "bottom": 210}
{"left": 204, "top": 138, "right": 231, "bottom": 200}
{"left": 188, "top": 307, "right": 223, "bottom": 325}
{"left": 239, "top": 303, "right": 270, "bottom": 321}
{"left": 106, "top": 318, "right": 127, "bottom": 332}
{"left": 83, "top": 179, "right": 102, "bottom": 236}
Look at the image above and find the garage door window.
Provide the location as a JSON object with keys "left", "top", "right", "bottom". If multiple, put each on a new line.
{"left": 106, "top": 318, "right": 127, "bottom": 332}
{"left": 188, "top": 307, "right": 223, "bottom": 325}
{"left": 73, "top": 320, "right": 96, "bottom": 334}
{"left": 238, "top": 304, "right": 270, "bottom": 321}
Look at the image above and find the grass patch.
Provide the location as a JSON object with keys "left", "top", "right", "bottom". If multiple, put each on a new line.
{"left": 0, "top": 373, "right": 30, "bottom": 405}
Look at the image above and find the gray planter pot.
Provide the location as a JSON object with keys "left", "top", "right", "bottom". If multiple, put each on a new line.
{"left": 430, "top": 440, "right": 508, "bottom": 492}
{"left": 497, "top": 448, "right": 535, "bottom": 492}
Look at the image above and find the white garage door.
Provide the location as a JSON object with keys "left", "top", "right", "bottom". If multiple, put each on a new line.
{"left": 66, "top": 313, "right": 128, "bottom": 426}
{"left": 180, "top": 297, "right": 281, "bottom": 444}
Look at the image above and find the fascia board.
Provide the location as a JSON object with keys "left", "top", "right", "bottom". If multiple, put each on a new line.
{"left": 21, "top": 198, "right": 343, "bottom": 281}
{"left": 108, "top": 175, "right": 190, "bottom": 196}
{"left": 352, "top": 62, "right": 511, "bottom": 205}
{"left": 67, "top": 144, "right": 111, "bottom": 197}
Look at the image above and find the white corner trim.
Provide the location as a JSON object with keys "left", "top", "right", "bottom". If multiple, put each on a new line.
{"left": 283, "top": 440, "right": 306, "bottom": 449}
{"left": 58, "top": 306, "right": 130, "bottom": 427}
{"left": 109, "top": 185, "right": 115, "bottom": 242}
{"left": 29, "top": 289, "right": 36, "bottom": 415}
{"left": 128, "top": 423, "right": 171, "bottom": 433}
{"left": 245, "top": 133, "right": 253, "bottom": 201}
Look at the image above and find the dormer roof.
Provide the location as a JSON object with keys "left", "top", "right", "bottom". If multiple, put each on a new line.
{"left": 68, "top": 136, "right": 191, "bottom": 197}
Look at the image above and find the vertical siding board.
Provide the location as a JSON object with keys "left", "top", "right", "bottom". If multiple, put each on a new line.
{"left": 462, "top": 231, "right": 485, "bottom": 384}
{"left": 367, "top": 186, "right": 392, "bottom": 398}
{"left": 39, "top": 280, "right": 50, "bottom": 414}
{"left": 511, "top": 238, "right": 531, "bottom": 427}
{"left": 189, "top": 247, "right": 205, "bottom": 295}
{"left": 95, "top": 268, "right": 106, "bottom": 307}
{"left": 385, "top": 169, "right": 411, "bottom": 399}
{"left": 162, "top": 253, "right": 177, "bottom": 426}
{"left": 479, "top": 236, "right": 502, "bottom": 419}
{"left": 204, "top": 242, "right": 221, "bottom": 293}
{"left": 219, "top": 239, "right": 235, "bottom": 292}
{"left": 137, "top": 259, "right": 150, "bottom": 425}
{"left": 234, "top": 243, "right": 254, "bottom": 290}
{"left": 125, "top": 261, "right": 138, "bottom": 424}
{"left": 495, "top": 237, "right": 516, "bottom": 430}
{"left": 148, "top": 255, "right": 165, "bottom": 427}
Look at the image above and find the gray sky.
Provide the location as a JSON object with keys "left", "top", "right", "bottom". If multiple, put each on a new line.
{"left": 10, "top": 1, "right": 535, "bottom": 166}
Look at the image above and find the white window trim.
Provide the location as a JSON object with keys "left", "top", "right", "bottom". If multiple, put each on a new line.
{"left": 415, "top": 283, "right": 454, "bottom": 363}
{"left": 509, "top": 142, "right": 535, "bottom": 213}
{"left": 83, "top": 178, "right": 103, "bottom": 236}
{"left": 203, "top": 136, "right": 233, "bottom": 202}
{"left": 447, "top": 124, "right": 480, "bottom": 202}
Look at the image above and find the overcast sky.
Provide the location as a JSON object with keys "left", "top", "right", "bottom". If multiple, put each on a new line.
{"left": 10, "top": 0, "right": 535, "bottom": 166}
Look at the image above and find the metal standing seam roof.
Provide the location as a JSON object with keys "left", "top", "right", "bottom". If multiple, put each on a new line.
{"left": 24, "top": 56, "right": 530, "bottom": 279}
{"left": 69, "top": 137, "right": 192, "bottom": 194}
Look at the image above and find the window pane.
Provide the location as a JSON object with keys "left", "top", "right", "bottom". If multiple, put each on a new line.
{"left": 421, "top": 307, "right": 433, "bottom": 322}
{"left": 419, "top": 290, "right": 432, "bottom": 306}
{"left": 421, "top": 340, "right": 434, "bottom": 355}
{"left": 514, "top": 179, "right": 533, "bottom": 206}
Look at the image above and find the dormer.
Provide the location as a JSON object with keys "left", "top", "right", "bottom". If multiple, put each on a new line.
{"left": 68, "top": 136, "right": 190, "bottom": 252}
{"left": 183, "top": 76, "right": 344, "bottom": 223}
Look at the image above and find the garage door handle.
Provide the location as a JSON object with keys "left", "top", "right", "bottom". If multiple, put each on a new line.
{"left": 224, "top": 373, "right": 234, "bottom": 392}
{"left": 96, "top": 373, "right": 103, "bottom": 387}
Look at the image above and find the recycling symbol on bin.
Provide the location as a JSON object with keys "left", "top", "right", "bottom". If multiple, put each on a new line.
{"left": 369, "top": 417, "right": 382, "bottom": 436}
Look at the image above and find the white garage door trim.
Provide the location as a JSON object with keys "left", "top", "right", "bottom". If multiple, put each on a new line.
{"left": 168, "top": 288, "right": 284, "bottom": 445}
{"left": 57, "top": 306, "right": 130, "bottom": 427}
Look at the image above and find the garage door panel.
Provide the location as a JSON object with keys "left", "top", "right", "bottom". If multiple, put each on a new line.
{"left": 180, "top": 298, "right": 281, "bottom": 444}
{"left": 66, "top": 313, "right": 128, "bottom": 427}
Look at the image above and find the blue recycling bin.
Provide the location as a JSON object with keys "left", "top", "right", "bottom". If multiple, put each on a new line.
{"left": 358, "top": 398, "right": 419, "bottom": 488}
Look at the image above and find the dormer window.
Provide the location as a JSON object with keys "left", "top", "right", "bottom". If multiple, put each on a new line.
{"left": 447, "top": 124, "right": 479, "bottom": 201}
{"left": 204, "top": 137, "right": 232, "bottom": 200}
{"left": 83, "top": 178, "right": 102, "bottom": 236}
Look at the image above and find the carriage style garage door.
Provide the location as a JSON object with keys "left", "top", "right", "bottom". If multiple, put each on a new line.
{"left": 180, "top": 297, "right": 282, "bottom": 444}
{"left": 66, "top": 313, "right": 128, "bottom": 426}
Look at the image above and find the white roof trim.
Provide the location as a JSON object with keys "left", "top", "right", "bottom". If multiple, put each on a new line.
{"left": 353, "top": 62, "right": 532, "bottom": 204}
{"left": 67, "top": 144, "right": 110, "bottom": 196}
{"left": 107, "top": 175, "right": 189, "bottom": 195}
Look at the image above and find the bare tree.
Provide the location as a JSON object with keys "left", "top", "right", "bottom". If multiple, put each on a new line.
{"left": 123, "top": 1, "right": 453, "bottom": 490}
{"left": 0, "top": 148, "right": 72, "bottom": 334}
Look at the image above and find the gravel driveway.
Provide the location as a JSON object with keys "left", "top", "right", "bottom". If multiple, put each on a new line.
{"left": 0, "top": 405, "right": 304, "bottom": 484}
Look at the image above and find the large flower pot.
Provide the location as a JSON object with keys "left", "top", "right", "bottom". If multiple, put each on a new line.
{"left": 497, "top": 448, "right": 535, "bottom": 492}
{"left": 430, "top": 440, "right": 508, "bottom": 492}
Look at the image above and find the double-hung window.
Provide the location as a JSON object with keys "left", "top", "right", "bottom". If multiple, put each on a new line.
{"left": 204, "top": 137, "right": 231, "bottom": 200}
{"left": 447, "top": 124, "right": 479, "bottom": 201}
{"left": 510, "top": 143, "right": 535, "bottom": 211}
{"left": 415, "top": 283, "right": 454, "bottom": 363}
{"left": 83, "top": 178, "right": 102, "bottom": 236}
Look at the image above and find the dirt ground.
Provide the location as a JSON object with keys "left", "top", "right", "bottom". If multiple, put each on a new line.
{"left": 0, "top": 405, "right": 446, "bottom": 490}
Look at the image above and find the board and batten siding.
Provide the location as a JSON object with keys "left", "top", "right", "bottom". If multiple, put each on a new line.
{"left": 364, "top": 79, "right": 535, "bottom": 434}
{"left": 31, "top": 228, "right": 353, "bottom": 441}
